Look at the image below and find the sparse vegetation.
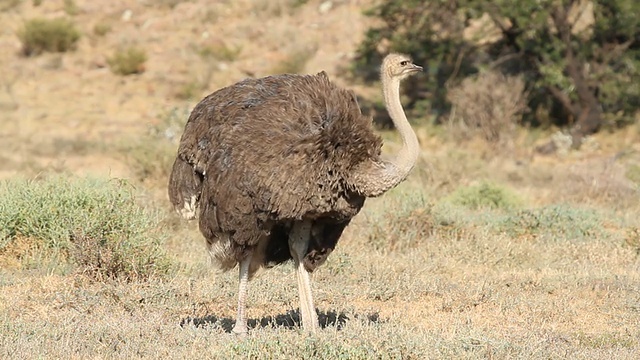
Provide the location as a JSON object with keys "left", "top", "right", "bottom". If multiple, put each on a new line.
{"left": 368, "top": 189, "right": 434, "bottom": 252}
{"left": 18, "top": 18, "right": 80, "bottom": 56}
{"left": 447, "top": 71, "right": 527, "bottom": 144}
{"left": 199, "top": 41, "right": 242, "bottom": 62}
{"left": 119, "top": 107, "right": 187, "bottom": 183}
{"left": 92, "top": 21, "right": 111, "bottom": 37}
{"left": 63, "top": 0, "right": 79, "bottom": 16}
{"left": 107, "top": 46, "right": 147, "bottom": 75}
{"left": 0, "top": 0, "right": 20, "bottom": 11}
{"left": 495, "top": 204, "right": 603, "bottom": 240}
{"left": 626, "top": 164, "right": 640, "bottom": 186}
{"left": 446, "top": 181, "right": 522, "bottom": 210}
{"left": 270, "top": 47, "right": 316, "bottom": 74}
{"left": 152, "top": 0, "right": 191, "bottom": 9}
{"left": 0, "top": 176, "right": 172, "bottom": 280}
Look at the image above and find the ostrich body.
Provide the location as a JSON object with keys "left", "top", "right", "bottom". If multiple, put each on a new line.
{"left": 168, "top": 53, "right": 422, "bottom": 334}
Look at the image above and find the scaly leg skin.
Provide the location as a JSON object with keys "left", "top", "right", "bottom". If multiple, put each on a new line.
{"left": 231, "top": 253, "right": 252, "bottom": 336}
{"left": 289, "top": 220, "right": 319, "bottom": 333}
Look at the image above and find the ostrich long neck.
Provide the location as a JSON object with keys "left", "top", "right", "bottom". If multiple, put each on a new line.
{"left": 351, "top": 73, "right": 419, "bottom": 197}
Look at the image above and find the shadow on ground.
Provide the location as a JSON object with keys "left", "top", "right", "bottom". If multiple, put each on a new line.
{"left": 180, "top": 309, "right": 381, "bottom": 332}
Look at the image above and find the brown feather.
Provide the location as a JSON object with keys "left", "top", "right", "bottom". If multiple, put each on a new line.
{"left": 168, "top": 72, "right": 382, "bottom": 273}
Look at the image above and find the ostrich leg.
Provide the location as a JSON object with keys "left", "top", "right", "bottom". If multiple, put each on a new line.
{"left": 289, "top": 220, "right": 319, "bottom": 333}
{"left": 231, "top": 253, "right": 252, "bottom": 335}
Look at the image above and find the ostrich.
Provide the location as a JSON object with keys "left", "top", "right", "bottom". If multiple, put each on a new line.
{"left": 168, "top": 53, "right": 422, "bottom": 334}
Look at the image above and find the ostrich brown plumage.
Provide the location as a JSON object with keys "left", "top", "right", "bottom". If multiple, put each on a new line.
{"left": 168, "top": 53, "right": 422, "bottom": 334}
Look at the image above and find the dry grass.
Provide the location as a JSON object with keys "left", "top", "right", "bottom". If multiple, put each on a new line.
{"left": 2, "top": 142, "right": 640, "bottom": 358}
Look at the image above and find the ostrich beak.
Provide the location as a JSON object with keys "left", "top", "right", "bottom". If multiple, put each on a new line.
{"left": 410, "top": 64, "right": 423, "bottom": 72}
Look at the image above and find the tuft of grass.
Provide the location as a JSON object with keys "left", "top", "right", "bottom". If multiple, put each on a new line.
{"left": 198, "top": 41, "right": 241, "bottom": 62}
{"left": 93, "top": 22, "right": 112, "bottom": 37}
{"left": 0, "top": 176, "right": 172, "bottom": 281}
{"left": 107, "top": 46, "right": 147, "bottom": 75}
{"left": 624, "top": 227, "right": 640, "bottom": 255}
{"left": 18, "top": 18, "right": 81, "bottom": 56}
{"left": 446, "top": 181, "right": 522, "bottom": 210}
{"left": 63, "top": 0, "right": 79, "bottom": 16}
{"left": 270, "top": 47, "right": 316, "bottom": 74}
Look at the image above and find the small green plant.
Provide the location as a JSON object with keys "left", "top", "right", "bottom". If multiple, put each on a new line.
{"left": 93, "top": 22, "right": 111, "bottom": 37}
{"left": 198, "top": 42, "right": 241, "bottom": 62}
{"left": 63, "top": 0, "right": 79, "bottom": 15}
{"left": 18, "top": 18, "right": 81, "bottom": 56}
{"left": 0, "top": 176, "right": 172, "bottom": 280}
{"left": 107, "top": 46, "right": 147, "bottom": 75}
{"left": 446, "top": 182, "right": 521, "bottom": 210}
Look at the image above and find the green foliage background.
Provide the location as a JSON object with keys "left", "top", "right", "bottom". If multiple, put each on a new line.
{"left": 353, "top": 0, "right": 640, "bottom": 135}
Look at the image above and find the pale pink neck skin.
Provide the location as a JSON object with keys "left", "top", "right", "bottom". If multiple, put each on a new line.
{"left": 351, "top": 67, "right": 419, "bottom": 197}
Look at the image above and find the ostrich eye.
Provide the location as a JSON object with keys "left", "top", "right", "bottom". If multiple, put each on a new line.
{"left": 400, "top": 60, "right": 409, "bottom": 66}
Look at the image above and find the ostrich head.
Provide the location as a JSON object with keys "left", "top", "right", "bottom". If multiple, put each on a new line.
{"left": 382, "top": 53, "right": 423, "bottom": 80}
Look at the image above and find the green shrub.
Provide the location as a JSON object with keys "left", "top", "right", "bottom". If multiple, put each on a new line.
{"left": 496, "top": 205, "right": 603, "bottom": 241}
{"left": 355, "top": 0, "right": 640, "bottom": 145}
{"left": 63, "top": 0, "right": 78, "bottom": 16}
{"left": 0, "top": 176, "right": 172, "bottom": 280}
{"left": 93, "top": 22, "right": 112, "bottom": 37}
{"left": 107, "top": 46, "right": 147, "bottom": 75}
{"left": 198, "top": 42, "right": 242, "bottom": 62}
{"left": 18, "top": 18, "right": 81, "bottom": 56}
{"left": 446, "top": 182, "right": 521, "bottom": 210}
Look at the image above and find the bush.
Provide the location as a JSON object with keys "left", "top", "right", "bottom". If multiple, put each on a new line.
{"left": 18, "top": 18, "right": 80, "bottom": 56}
{"left": 446, "top": 182, "right": 522, "bottom": 210}
{"left": 495, "top": 205, "right": 603, "bottom": 241}
{"left": 107, "top": 46, "right": 147, "bottom": 75}
{"left": 447, "top": 71, "right": 527, "bottom": 144}
{"left": 0, "top": 176, "right": 172, "bottom": 281}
